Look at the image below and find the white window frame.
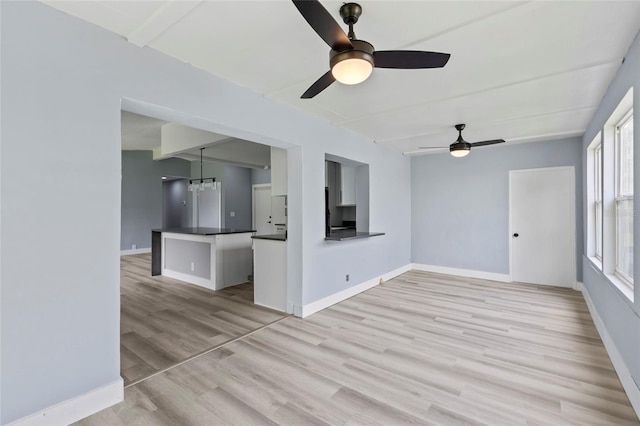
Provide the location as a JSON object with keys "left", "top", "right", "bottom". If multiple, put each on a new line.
{"left": 614, "top": 110, "right": 634, "bottom": 288}
{"left": 593, "top": 142, "right": 602, "bottom": 261}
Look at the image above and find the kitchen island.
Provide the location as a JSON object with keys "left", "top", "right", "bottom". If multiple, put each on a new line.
{"left": 152, "top": 227, "right": 255, "bottom": 291}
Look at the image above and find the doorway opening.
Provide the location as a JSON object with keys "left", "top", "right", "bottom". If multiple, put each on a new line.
{"left": 119, "top": 109, "right": 291, "bottom": 386}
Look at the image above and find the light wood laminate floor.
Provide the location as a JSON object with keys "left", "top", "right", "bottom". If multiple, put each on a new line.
{"left": 81, "top": 269, "right": 638, "bottom": 425}
{"left": 120, "top": 254, "right": 287, "bottom": 386}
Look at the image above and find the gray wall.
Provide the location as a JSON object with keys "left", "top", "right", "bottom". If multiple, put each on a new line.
{"left": 0, "top": 3, "right": 411, "bottom": 423}
{"left": 223, "top": 165, "right": 252, "bottom": 229}
{"left": 162, "top": 179, "right": 191, "bottom": 229}
{"left": 121, "top": 151, "right": 191, "bottom": 250}
{"left": 251, "top": 168, "right": 271, "bottom": 185}
{"left": 411, "top": 137, "right": 583, "bottom": 280}
{"left": 581, "top": 31, "right": 640, "bottom": 390}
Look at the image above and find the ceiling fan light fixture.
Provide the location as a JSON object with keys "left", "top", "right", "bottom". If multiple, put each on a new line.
{"left": 330, "top": 40, "right": 374, "bottom": 85}
{"left": 331, "top": 57, "right": 373, "bottom": 84}
{"left": 450, "top": 142, "right": 471, "bottom": 157}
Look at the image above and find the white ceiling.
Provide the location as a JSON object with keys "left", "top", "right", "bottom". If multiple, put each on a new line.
{"left": 49, "top": 1, "right": 640, "bottom": 155}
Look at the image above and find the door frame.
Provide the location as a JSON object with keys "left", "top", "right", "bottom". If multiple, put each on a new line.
{"left": 252, "top": 183, "right": 272, "bottom": 231}
{"left": 508, "top": 166, "right": 577, "bottom": 288}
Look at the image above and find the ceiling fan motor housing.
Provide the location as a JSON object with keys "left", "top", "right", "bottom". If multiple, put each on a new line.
{"left": 330, "top": 39, "right": 374, "bottom": 69}
{"left": 450, "top": 141, "right": 471, "bottom": 155}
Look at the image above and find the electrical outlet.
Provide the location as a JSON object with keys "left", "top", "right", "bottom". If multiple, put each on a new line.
{"left": 346, "top": 274, "right": 350, "bottom": 282}
{"left": 230, "top": 211, "right": 235, "bottom": 217}
{"left": 132, "top": 244, "right": 136, "bottom": 250}
{"left": 190, "top": 262, "right": 195, "bottom": 272}
{"left": 379, "top": 278, "right": 384, "bottom": 285}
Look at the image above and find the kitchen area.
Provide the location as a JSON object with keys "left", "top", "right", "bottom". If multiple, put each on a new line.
{"left": 150, "top": 144, "right": 290, "bottom": 313}
{"left": 324, "top": 154, "right": 384, "bottom": 241}
{"left": 120, "top": 112, "right": 293, "bottom": 386}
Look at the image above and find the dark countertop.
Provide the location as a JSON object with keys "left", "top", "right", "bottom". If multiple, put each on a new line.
{"left": 252, "top": 234, "right": 287, "bottom": 241}
{"left": 153, "top": 227, "right": 256, "bottom": 236}
{"left": 325, "top": 231, "right": 385, "bottom": 241}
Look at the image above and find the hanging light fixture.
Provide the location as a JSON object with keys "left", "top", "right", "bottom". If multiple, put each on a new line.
{"left": 330, "top": 41, "right": 374, "bottom": 85}
{"left": 188, "top": 147, "right": 217, "bottom": 192}
{"left": 449, "top": 142, "right": 471, "bottom": 157}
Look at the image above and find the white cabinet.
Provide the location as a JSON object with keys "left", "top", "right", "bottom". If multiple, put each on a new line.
{"left": 338, "top": 164, "right": 356, "bottom": 206}
{"left": 271, "top": 195, "right": 287, "bottom": 226}
{"left": 271, "top": 147, "right": 287, "bottom": 196}
{"left": 253, "top": 239, "right": 287, "bottom": 312}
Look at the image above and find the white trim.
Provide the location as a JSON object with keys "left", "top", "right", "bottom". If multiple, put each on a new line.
{"left": 573, "top": 281, "right": 584, "bottom": 292}
{"left": 411, "top": 263, "right": 511, "bottom": 283}
{"left": 10, "top": 378, "right": 123, "bottom": 426}
{"left": 301, "top": 264, "right": 412, "bottom": 318}
{"left": 120, "top": 248, "right": 151, "bottom": 256}
{"left": 161, "top": 232, "right": 216, "bottom": 290}
{"left": 581, "top": 285, "right": 640, "bottom": 418}
{"left": 162, "top": 268, "right": 214, "bottom": 290}
{"left": 509, "top": 166, "right": 577, "bottom": 288}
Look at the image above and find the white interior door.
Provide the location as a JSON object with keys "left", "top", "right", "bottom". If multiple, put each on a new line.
{"left": 510, "top": 167, "right": 576, "bottom": 287}
{"left": 253, "top": 185, "right": 273, "bottom": 235}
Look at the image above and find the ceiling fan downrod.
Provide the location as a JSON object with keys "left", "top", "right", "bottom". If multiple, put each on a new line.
{"left": 340, "top": 3, "right": 362, "bottom": 40}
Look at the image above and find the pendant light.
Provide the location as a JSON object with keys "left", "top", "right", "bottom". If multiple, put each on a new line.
{"left": 188, "top": 147, "right": 217, "bottom": 192}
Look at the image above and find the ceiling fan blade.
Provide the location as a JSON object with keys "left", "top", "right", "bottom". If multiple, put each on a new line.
{"left": 469, "top": 139, "right": 506, "bottom": 147}
{"left": 301, "top": 71, "right": 335, "bottom": 98}
{"left": 418, "top": 147, "right": 449, "bottom": 149}
{"left": 292, "top": 0, "right": 353, "bottom": 51}
{"left": 374, "top": 51, "right": 451, "bottom": 69}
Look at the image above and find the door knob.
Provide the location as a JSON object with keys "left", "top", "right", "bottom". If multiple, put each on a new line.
{"left": 513, "top": 233, "right": 519, "bottom": 238}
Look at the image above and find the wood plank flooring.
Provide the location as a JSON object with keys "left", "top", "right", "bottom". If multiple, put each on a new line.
{"left": 80, "top": 269, "right": 639, "bottom": 425}
{"left": 120, "top": 254, "right": 287, "bottom": 385}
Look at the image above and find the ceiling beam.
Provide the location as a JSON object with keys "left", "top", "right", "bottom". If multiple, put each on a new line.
{"left": 175, "top": 153, "right": 268, "bottom": 170}
{"left": 403, "top": 129, "right": 585, "bottom": 156}
{"left": 335, "top": 60, "right": 618, "bottom": 126}
{"left": 377, "top": 104, "right": 597, "bottom": 145}
{"left": 127, "top": 1, "right": 202, "bottom": 47}
{"left": 396, "top": 1, "right": 533, "bottom": 50}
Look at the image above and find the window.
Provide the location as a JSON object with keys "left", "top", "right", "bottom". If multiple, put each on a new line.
{"left": 594, "top": 142, "right": 602, "bottom": 260}
{"left": 590, "top": 89, "right": 634, "bottom": 299}
{"left": 615, "top": 111, "right": 634, "bottom": 286}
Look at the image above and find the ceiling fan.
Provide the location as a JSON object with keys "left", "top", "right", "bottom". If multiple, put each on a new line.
{"left": 292, "top": 1, "right": 451, "bottom": 99}
{"left": 420, "top": 124, "right": 506, "bottom": 157}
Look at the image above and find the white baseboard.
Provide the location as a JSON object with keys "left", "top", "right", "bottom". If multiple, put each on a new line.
{"left": 301, "top": 264, "right": 412, "bottom": 318}
{"left": 581, "top": 285, "right": 640, "bottom": 418}
{"left": 10, "top": 378, "right": 124, "bottom": 426}
{"left": 574, "top": 281, "right": 584, "bottom": 292}
{"left": 162, "top": 269, "right": 214, "bottom": 290}
{"left": 120, "top": 248, "right": 151, "bottom": 256}
{"left": 411, "top": 263, "right": 511, "bottom": 283}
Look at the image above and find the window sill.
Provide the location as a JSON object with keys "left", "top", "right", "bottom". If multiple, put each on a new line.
{"left": 587, "top": 256, "right": 602, "bottom": 271}
{"left": 584, "top": 256, "right": 635, "bottom": 306}
{"left": 604, "top": 272, "right": 634, "bottom": 303}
